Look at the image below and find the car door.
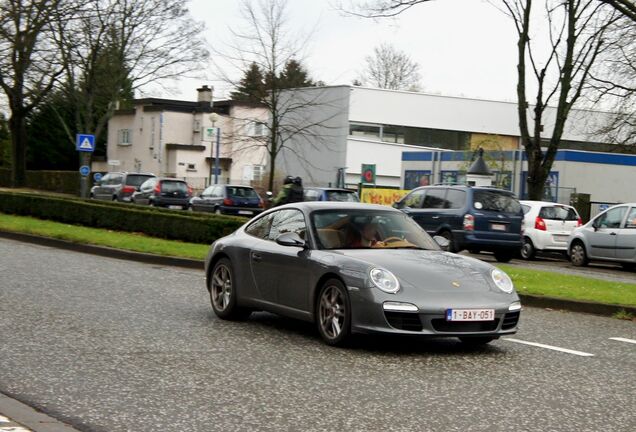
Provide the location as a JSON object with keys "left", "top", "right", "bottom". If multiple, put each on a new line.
{"left": 135, "top": 178, "right": 156, "bottom": 205}
{"left": 249, "top": 209, "right": 310, "bottom": 311}
{"left": 210, "top": 186, "right": 224, "bottom": 210}
{"left": 195, "top": 186, "right": 215, "bottom": 212}
{"left": 416, "top": 188, "right": 448, "bottom": 234}
{"left": 244, "top": 212, "right": 277, "bottom": 302}
{"left": 615, "top": 206, "right": 636, "bottom": 261}
{"left": 93, "top": 174, "right": 111, "bottom": 199}
{"left": 396, "top": 188, "right": 427, "bottom": 228}
{"left": 588, "top": 206, "right": 628, "bottom": 259}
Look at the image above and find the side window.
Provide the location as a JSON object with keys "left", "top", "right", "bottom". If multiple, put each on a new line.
{"left": 245, "top": 213, "right": 274, "bottom": 240}
{"left": 139, "top": 179, "right": 154, "bottom": 191}
{"left": 268, "top": 209, "right": 307, "bottom": 241}
{"left": 596, "top": 207, "right": 627, "bottom": 229}
{"left": 111, "top": 174, "right": 124, "bottom": 186}
{"left": 100, "top": 174, "right": 111, "bottom": 184}
{"left": 521, "top": 204, "right": 531, "bottom": 215}
{"left": 422, "top": 188, "right": 447, "bottom": 209}
{"left": 445, "top": 189, "right": 466, "bottom": 209}
{"left": 624, "top": 207, "right": 636, "bottom": 229}
{"left": 402, "top": 189, "right": 426, "bottom": 208}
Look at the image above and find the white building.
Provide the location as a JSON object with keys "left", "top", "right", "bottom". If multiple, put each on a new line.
{"left": 96, "top": 86, "right": 269, "bottom": 189}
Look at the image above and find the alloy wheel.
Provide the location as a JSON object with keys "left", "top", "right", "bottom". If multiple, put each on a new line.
{"left": 318, "top": 284, "right": 346, "bottom": 340}
{"left": 570, "top": 243, "right": 587, "bottom": 267}
{"left": 211, "top": 264, "right": 232, "bottom": 312}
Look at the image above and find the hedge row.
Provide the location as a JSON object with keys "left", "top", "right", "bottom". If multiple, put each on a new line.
{"left": 0, "top": 191, "right": 245, "bottom": 244}
{"left": 0, "top": 169, "right": 82, "bottom": 194}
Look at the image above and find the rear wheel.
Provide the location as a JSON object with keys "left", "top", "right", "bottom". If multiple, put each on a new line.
{"left": 494, "top": 250, "right": 514, "bottom": 263}
{"left": 439, "top": 230, "right": 456, "bottom": 253}
{"left": 316, "top": 279, "right": 351, "bottom": 346}
{"left": 570, "top": 242, "right": 588, "bottom": 267}
{"left": 621, "top": 263, "right": 636, "bottom": 271}
{"left": 459, "top": 336, "right": 496, "bottom": 346}
{"left": 209, "top": 258, "right": 251, "bottom": 320}
{"left": 520, "top": 237, "right": 536, "bottom": 260}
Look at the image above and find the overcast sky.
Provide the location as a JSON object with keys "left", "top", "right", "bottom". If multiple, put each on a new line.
{"left": 164, "top": 0, "right": 522, "bottom": 103}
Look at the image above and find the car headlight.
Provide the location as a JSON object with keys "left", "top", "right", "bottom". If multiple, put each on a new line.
{"left": 491, "top": 268, "right": 514, "bottom": 293}
{"left": 370, "top": 268, "right": 400, "bottom": 294}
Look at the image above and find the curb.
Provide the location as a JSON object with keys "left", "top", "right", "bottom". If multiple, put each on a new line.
{"left": 1, "top": 230, "right": 634, "bottom": 318}
{"left": 0, "top": 392, "right": 81, "bottom": 432}
{"left": 0, "top": 230, "right": 203, "bottom": 270}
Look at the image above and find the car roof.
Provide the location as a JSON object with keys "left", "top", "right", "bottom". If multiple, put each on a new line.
{"left": 411, "top": 184, "right": 514, "bottom": 194}
{"left": 273, "top": 201, "right": 395, "bottom": 212}
{"left": 306, "top": 187, "right": 356, "bottom": 192}
{"left": 520, "top": 200, "right": 574, "bottom": 207}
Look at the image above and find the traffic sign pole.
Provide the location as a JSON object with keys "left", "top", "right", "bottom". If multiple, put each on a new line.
{"left": 76, "top": 134, "right": 95, "bottom": 199}
{"left": 79, "top": 152, "right": 91, "bottom": 198}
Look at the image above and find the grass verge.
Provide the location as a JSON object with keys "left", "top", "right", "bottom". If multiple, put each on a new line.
{"left": 499, "top": 264, "right": 636, "bottom": 307}
{"left": 0, "top": 212, "right": 208, "bottom": 260}
{"left": 1, "top": 212, "right": 635, "bottom": 307}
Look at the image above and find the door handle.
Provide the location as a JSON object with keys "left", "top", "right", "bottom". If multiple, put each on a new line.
{"left": 609, "top": 232, "right": 617, "bottom": 236}
{"left": 251, "top": 252, "right": 262, "bottom": 262}
{"left": 431, "top": 216, "right": 440, "bottom": 219}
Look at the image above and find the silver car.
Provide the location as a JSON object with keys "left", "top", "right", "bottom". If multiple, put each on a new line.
{"left": 568, "top": 203, "right": 636, "bottom": 270}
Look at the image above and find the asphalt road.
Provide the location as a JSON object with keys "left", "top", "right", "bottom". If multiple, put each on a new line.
{"left": 0, "top": 238, "right": 635, "bottom": 432}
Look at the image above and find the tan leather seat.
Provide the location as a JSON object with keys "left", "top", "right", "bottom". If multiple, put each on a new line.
{"left": 317, "top": 228, "right": 344, "bottom": 249}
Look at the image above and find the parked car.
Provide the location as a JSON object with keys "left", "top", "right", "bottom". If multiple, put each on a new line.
{"left": 393, "top": 185, "right": 524, "bottom": 262}
{"left": 568, "top": 203, "right": 636, "bottom": 270}
{"left": 90, "top": 172, "right": 156, "bottom": 202}
{"left": 189, "top": 184, "right": 264, "bottom": 216}
{"left": 303, "top": 187, "right": 359, "bottom": 202}
{"left": 519, "top": 200, "right": 582, "bottom": 259}
{"left": 131, "top": 177, "right": 192, "bottom": 209}
{"left": 204, "top": 202, "right": 521, "bottom": 346}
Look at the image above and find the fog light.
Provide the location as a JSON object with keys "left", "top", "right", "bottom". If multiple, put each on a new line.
{"left": 509, "top": 301, "right": 522, "bottom": 311}
{"left": 383, "top": 302, "right": 418, "bottom": 312}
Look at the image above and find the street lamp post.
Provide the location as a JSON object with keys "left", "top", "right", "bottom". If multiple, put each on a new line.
{"left": 209, "top": 113, "right": 221, "bottom": 185}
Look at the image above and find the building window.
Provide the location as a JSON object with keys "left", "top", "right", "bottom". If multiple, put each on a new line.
{"left": 350, "top": 123, "right": 381, "bottom": 140}
{"left": 382, "top": 125, "right": 405, "bottom": 144}
{"left": 252, "top": 165, "right": 265, "bottom": 181}
{"left": 118, "top": 129, "right": 132, "bottom": 146}
{"left": 193, "top": 119, "right": 201, "bottom": 133}
{"left": 187, "top": 163, "right": 196, "bottom": 171}
{"left": 248, "top": 121, "right": 266, "bottom": 137}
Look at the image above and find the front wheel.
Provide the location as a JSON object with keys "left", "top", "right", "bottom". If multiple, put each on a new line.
{"left": 316, "top": 279, "right": 351, "bottom": 346}
{"left": 520, "top": 237, "right": 536, "bottom": 260}
{"left": 209, "top": 258, "right": 251, "bottom": 320}
{"left": 494, "top": 250, "right": 514, "bottom": 263}
{"left": 439, "top": 230, "right": 456, "bottom": 253}
{"left": 570, "top": 242, "right": 588, "bottom": 267}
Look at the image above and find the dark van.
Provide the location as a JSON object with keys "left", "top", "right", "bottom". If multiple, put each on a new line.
{"left": 394, "top": 185, "right": 523, "bottom": 262}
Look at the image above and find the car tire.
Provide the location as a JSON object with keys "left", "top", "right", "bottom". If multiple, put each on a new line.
{"left": 208, "top": 258, "right": 251, "bottom": 320}
{"left": 112, "top": 195, "right": 118, "bottom": 201}
{"left": 520, "top": 237, "right": 536, "bottom": 260}
{"left": 621, "top": 263, "right": 636, "bottom": 271}
{"left": 494, "top": 250, "right": 514, "bottom": 263}
{"left": 316, "top": 278, "right": 351, "bottom": 346}
{"left": 570, "top": 241, "right": 588, "bottom": 267}
{"left": 468, "top": 249, "right": 480, "bottom": 255}
{"left": 439, "top": 230, "right": 456, "bottom": 253}
{"left": 458, "top": 336, "right": 496, "bottom": 346}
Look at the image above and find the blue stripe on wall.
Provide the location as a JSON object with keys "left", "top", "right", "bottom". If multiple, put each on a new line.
{"left": 402, "top": 152, "right": 432, "bottom": 161}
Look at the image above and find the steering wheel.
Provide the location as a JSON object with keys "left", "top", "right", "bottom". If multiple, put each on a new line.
{"left": 382, "top": 236, "right": 404, "bottom": 244}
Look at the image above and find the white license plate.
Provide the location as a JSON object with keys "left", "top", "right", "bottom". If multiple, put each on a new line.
{"left": 238, "top": 210, "right": 253, "bottom": 215}
{"left": 553, "top": 234, "right": 568, "bottom": 242}
{"left": 491, "top": 223, "right": 507, "bottom": 231}
{"left": 446, "top": 309, "right": 495, "bottom": 321}
{"left": 168, "top": 205, "right": 182, "bottom": 209}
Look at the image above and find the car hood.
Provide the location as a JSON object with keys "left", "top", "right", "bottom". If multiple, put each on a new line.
{"left": 333, "top": 249, "right": 501, "bottom": 294}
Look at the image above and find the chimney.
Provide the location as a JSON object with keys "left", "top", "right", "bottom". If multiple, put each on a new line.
{"left": 197, "top": 85, "right": 213, "bottom": 107}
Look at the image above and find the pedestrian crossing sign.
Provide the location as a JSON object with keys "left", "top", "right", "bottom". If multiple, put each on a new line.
{"left": 76, "top": 134, "right": 95, "bottom": 152}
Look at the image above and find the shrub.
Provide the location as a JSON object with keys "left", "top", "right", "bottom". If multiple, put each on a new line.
{"left": 0, "top": 191, "right": 245, "bottom": 244}
{"left": 0, "top": 169, "right": 81, "bottom": 194}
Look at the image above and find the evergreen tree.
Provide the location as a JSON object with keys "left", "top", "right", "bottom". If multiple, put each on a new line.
{"left": 231, "top": 62, "right": 266, "bottom": 102}
{"left": 278, "top": 59, "right": 314, "bottom": 88}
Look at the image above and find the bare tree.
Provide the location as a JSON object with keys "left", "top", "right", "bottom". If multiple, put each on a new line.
{"left": 588, "top": 17, "right": 636, "bottom": 146}
{"left": 599, "top": 0, "right": 636, "bottom": 22}
{"left": 360, "top": 43, "right": 421, "bottom": 90}
{"left": 0, "top": 0, "right": 76, "bottom": 187}
{"left": 215, "top": 0, "right": 345, "bottom": 192}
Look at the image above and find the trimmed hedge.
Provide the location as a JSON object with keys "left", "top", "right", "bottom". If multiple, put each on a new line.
{"left": 0, "top": 169, "right": 82, "bottom": 194}
{"left": 0, "top": 191, "right": 245, "bottom": 244}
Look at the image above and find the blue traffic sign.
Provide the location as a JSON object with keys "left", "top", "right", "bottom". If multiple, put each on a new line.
{"left": 76, "top": 134, "right": 95, "bottom": 152}
{"left": 93, "top": 172, "right": 102, "bottom": 182}
{"left": 79, "top": 165, "right": 90, "bottom": 176}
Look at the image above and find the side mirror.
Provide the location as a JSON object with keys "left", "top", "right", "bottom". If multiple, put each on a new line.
{"left": 276, "top": 232, "right": 306, "bottom": 248}
{"left": 266, "top": 191, "right": 274, "bottom": 202}
{"left": 433, "top": 235, "right": 450, "bottom": 249}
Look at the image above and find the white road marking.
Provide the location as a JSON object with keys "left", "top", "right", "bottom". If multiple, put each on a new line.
{"left": 0, "top": 416, "right": 9, "bottom": 422}
{"left": 504, "top": 338, "right": 595, "bottom": 357}
{"left": 609, "top": 337, "right": 636, "bottom": 345}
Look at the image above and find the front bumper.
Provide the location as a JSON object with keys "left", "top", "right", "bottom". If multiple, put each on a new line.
{"left": 220, "top": 206, "right": 263, "bottom": 216}
{"left": 349, "top": 287, "right": 520, "bottom": 337}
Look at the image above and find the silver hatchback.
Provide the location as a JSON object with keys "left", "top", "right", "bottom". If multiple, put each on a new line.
{"left": 568, "top": 203, "right": 636, "bottom": 270}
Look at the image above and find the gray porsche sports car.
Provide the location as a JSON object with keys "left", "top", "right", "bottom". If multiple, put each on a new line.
{"left": 204, "top": 202, "right": 521, "bottom": 346}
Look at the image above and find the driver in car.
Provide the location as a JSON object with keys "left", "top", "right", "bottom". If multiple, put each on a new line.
{"left": 349, "top": 221, "right": 385, "bottom": 248}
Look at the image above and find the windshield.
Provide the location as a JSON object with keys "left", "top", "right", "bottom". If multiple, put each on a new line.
{"left": 473, "top": 190, "right": 521, "bottom": 214}
{"left": 227, "top": 187, "right": 258, "bottom": 199}
{"left": 325, "top": 190, "right": 359, "bottom": 202}
{"left": 311, "top": 209, "right": 439, "bottom": 250}
{"left": 539, "top": 206, "right": 578, "bottom": 221}
{"left": 161, "top": 181, "right": 188, "bottom": 193}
